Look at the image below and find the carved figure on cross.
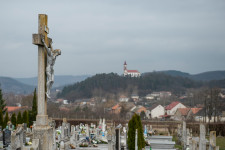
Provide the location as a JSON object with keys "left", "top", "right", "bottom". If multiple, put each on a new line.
{"left": 41, "top": 37, "right": 61, "bottom": 99}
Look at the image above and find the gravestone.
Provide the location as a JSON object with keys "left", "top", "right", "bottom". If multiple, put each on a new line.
{"left": 102, "top": 118, "right": 106, "bottom": 132}
{"left": 186, "top": 128, "right": 190, "bottom": 146}
{"left": 24, "top": 123, "right": 27, "bottom": 131}
{"left": 192, "top": 140, "right": 196, "bottom": 150}
{"left": 0, "top": 128, "right": 3, "bottom": 149}
{"left": 71, "top": 125, "right": 75, "bottom": 135}
{"left": 189, "top": 137, "right": 192, "bottom": 150}
{"left": 11, "top": 124, "right": 24, "bottom": 150}
{"left": 135, "top": 129, "right": 138, "bottom": 150}
{"left": 209, "top": 131, "right": 217, "bottom": 150}
{"left": 182, "top": 121, "right": 187, "bottom": 149}
{"left": 8, "top": 122, "right": 13, "bottom": 131}
{"left": 66, "top": 123, "right": 70, "bottom": 137}
{"left": 3, "top": 129, "right": 11, "bottom": 146}
{"left": 116, "top": 124, "right": 122, "bottom": 150}
{"left": 0, "top": 141, "right": 3, "bottom": 149}
{"left": 107, "top": 127, "right": 113, "bottom": 150}
{"left": 199, "top": 124, "right": 206, "bottom": 150}
{"left": 210, "top": 131, "right": 216, "bottom": 147}
{"left": 0, "top": 129, "right": 3, "bottom": 141}
{"left": 61, "top": 125, "right": 65, "bottom": 140}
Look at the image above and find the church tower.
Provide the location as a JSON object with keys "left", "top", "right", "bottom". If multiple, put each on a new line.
{"left": 124, "top": 61, "right": 127, "bottom": 76}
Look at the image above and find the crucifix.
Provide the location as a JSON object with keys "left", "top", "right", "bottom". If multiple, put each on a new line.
{"left": 32, "top": 14, "right": 61, "bottom": 126}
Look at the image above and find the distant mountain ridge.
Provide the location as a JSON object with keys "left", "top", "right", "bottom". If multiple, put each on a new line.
{"left": 155, "top": 70, "right": 225, "bottom": 81}
{"left": 0, "top": 75, "right": 90, "bottom": 94}
{"left": 15, "top": 75, "right": 91, "bottom": 88}
{"left": 0, "top": 77, "right": 35, "bottom": 94}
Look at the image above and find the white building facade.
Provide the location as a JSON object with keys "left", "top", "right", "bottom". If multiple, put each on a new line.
{"left": 150, "top": 105, "right": 165, "bottom": 118}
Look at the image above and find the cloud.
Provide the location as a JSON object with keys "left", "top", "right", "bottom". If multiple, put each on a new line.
{"left": 0, "top": 0, "right": 225, "bottom": 77}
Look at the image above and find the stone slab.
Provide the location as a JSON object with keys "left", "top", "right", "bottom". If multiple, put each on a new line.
{"left": 147, "top": 135, "right": 173, "bottom": 141}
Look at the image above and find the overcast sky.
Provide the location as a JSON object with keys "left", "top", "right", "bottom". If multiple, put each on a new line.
{"left": 0, "top": 1, "right": 225, "bottom": 78}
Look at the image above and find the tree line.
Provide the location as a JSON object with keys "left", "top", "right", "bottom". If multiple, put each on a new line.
{"left": 0, "top": 88, "right": 37, "bottom": 129}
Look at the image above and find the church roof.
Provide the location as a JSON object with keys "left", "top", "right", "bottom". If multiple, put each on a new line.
{"left": 127, "top": 70, "right": 139, "bottom": 73}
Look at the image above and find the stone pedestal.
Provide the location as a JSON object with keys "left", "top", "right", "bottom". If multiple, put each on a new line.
{"left": 33, "top": 125, "right": 53, "bottom": 150}
{"left": 36, "top": 115, "right": 49, "bottom": 126}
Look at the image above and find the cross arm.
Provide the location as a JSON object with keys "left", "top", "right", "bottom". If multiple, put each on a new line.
{"left": 32, "top": 34, "right": 52, "bottom": 47}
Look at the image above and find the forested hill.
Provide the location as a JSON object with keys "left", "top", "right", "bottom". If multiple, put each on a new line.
{"left": 57, "top": 72, "right": 203, "bottom": 101}
{"left": 154, "top": 70, "right": 225, "bottom": 81}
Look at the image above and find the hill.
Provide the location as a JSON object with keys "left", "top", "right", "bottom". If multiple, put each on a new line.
{"left": 15, "top": 75, "right": 90, "bottom": 88}
{"left": 156, "top": 70, "right": 225, "bottom": 81}
{"left": 0, "top": 77, "right": 35, "bottom": 94}
{"left": 191, "top": 71, "right": 225, "bottom": 81}
{"left": 57, "top": 72, "right": 202, "bottom": 101}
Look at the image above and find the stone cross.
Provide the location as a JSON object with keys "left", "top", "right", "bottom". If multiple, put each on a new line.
{"left": 32, "top": 14, "right": 59, "bottom": 150}
{"left": 32, "top": 14, "right": 50, "bottom": 126}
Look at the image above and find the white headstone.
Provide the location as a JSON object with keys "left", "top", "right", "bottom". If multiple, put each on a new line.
{"left": 199, "top": 124, "right": 206, "bottom": 150}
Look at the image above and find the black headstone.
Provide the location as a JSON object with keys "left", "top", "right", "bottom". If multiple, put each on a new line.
{"left": 3, "top": 129, "right": 11, "bottom": 146}
{"left": 116, "top": 129, "right": 119, "bottom": 150}
{"left": 24, "top": 123, "right": 27, "bottom": 131}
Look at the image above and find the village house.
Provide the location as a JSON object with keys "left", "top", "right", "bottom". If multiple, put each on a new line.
{"left": 131, "top": 93, "right": 139, "bottom": 102}
{"left": 126, "top": 105, "right": 147, "bottom": 119}
{"left": 111, "top": 104, "right": 121, "bottom": 114}
{"left": 145, "top": 94, "right": 154, "bottom": 100}
{"left": 165, "top": 101, "right": 186, "bottom": 116}
{"left": 119, "top": 95, "right": 129, "bottom": 102}
{"left": 174, "top": 107, "right": 202, "bottom": 121}
{"left": 159, "top": 91, "right": 172, "bottom": 98}
{"left": 148, "top": 104, "right": 165, "bottom": 119}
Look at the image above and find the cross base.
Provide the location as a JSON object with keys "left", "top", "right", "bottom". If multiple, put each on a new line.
{"left": 33, "top": 125, "right": 53, "bottom": 150}
{"left": 36, "top": 115, "right": 49, "bottom": 126}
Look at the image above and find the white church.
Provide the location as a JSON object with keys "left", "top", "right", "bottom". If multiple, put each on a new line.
{"left": 123, "top": 61, "right": 141, "bottom": 77}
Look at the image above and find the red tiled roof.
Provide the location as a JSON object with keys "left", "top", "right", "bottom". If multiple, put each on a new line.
{"left": 112, "top": 104, "right": 120, "bottom": 110}
{"left": 177, "top": 108, "right": 191, "bottom": 116}
{"left": 59, "top": 107, "right": 70, "bottom": 112}
{"left": 191, "top": 108, "right": 202, "bottom": 114}
{"left": 127, "top": 70, "right": 139, "bottom": 73}
{"left": 57, "top": 99, "right": 64, "bottom": 102}
{"left": 6, "top": 106, "right": 23, "bottom": 112}
{"left": 165, "top": 101, "right": 180, "bottom": 110}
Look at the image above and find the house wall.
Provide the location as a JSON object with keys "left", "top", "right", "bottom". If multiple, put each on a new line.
{"left": 151, "top": 105, "right": 165, "bottom": 118}
{"left": 167, "top": 103, "right": 186, "bottom": 115}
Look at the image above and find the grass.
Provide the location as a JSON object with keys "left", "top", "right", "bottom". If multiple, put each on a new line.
{"left": 206, "top": 136, "right": 225, "bottom": 150}
{"left": 172, "top": 135, "right": 182, "bottom": 150}
{"left": 217, "top": 137, "right": 225, "bottom": 150}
